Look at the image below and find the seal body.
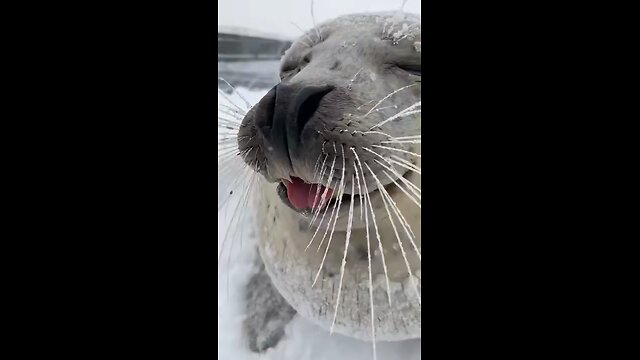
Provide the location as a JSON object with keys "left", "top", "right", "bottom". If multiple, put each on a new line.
{"left": 258, "top": 155, "right": 421, "bottom": 340}
{"left": 238, "top": 11, "right": 422, "bottom": 345}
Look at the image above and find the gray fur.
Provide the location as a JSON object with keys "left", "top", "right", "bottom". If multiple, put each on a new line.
{"left": 238, "top": 12, "right": 421, "bottom": 195}
{"left": 238, "top": 12, "right": 422, "bottom": 348}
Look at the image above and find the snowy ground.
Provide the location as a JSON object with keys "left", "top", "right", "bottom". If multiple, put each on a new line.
{"left": 218, "top": 60, "right": 281, "bottom": 90}
{"left": 218, "top": 87, "right": 421, "bottom": 359}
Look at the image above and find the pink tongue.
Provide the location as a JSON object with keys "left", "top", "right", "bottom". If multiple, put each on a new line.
{"left": 284, "top": 177, "right": 333, "bottom": 210}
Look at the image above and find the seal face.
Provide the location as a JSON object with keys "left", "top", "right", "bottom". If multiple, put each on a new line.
{"left": 236, "top": 12, "right": 422, "bottom": 342}
{"left": 238, "top": 12, "right": 421, "bottom": 225}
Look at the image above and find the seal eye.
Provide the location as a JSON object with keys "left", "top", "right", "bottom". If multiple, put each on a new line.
{"left": 280, "top": 64, "right": 296, "bottom": 80}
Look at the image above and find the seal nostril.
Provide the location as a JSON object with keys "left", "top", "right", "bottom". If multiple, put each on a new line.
{"left": 252, "top": 85, "right": 278, "bottom": 134}
{"left": 297, "top": 87, "right": 332, "bottom": 132}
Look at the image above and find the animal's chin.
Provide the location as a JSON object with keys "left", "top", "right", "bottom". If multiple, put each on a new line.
{"left": 275, "top": 171, "right": 410, "bottom": 217}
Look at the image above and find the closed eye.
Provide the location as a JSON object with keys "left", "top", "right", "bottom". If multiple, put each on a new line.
{"left": 281, "top": 64, "right": 296, "bottom": 73}
{"left": 280, "top": 68, "right": 300, "bottom": 80}
{"left": 398, "top": 64, "right": 421, "bottom": 76}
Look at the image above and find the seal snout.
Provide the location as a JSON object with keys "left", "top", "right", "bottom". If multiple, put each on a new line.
{"left": 255, "top": 84, "right": 333, "bottom": 165}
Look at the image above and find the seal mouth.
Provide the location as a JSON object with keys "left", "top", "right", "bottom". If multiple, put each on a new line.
{"left": 276, "top": 172, "right": 410, "bottom": 216}
{"left": 277, "top": 177, "right": 334, "bottom": 214}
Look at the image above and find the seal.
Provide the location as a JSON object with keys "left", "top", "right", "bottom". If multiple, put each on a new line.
{"left": 232, "top": 11, "right": 421, "bottom": 351}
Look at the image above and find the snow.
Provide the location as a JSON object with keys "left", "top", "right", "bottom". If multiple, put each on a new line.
{"left": 218, "top": 87, "right": 421, "bottom": 359}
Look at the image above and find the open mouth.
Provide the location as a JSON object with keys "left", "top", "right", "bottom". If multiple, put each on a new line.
{"left": 276, "top": 173, "right": 409, "bottom": 215}
{"left": 276, "top": 177, "right": 337, "bottom": 214}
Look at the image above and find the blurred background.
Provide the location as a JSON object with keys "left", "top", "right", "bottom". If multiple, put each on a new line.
{"left": 218, "top": 0, "right": 421, "bottom": 92}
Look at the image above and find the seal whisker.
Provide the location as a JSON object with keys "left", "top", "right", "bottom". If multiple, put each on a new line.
{"left": 372, "top": 172, "right": 421, "bottom": 260}
{"left": 347, "top": 67, "right": 363, "bottom": 90}
{"left": 217, "top": 120, "right": 241, "bottom": 131}
{"left": 217, "top": 149, "right": 238, "bottom": 159}
{"left": 217, "top": 142, "right": 239, "bottom": 151}
{"left": 330, "top": 174, "right": 355, "bottom": 334}
{"left": 365, "top": 163, "right": 420, "bottom": 305}
{"left": 217, "top": 158, "right": 247, "bottom": 180}
{"left": 218, "top": 159, "right": 253, "bottom": 211}
{"left": 381, "top": 139, "right": 422, "bottom": 144}
{"left": 380, "top": 168, "right": 421, "bottom": 208}
{"left": 310, "top": 154, "right": 328, "bottom": 215}
{"left": 217, "top": 150, "right": 242, "bottom": 164}
{"left": 356, "top": 99, "right": 376, "bottom": 112}
{"left": 218, "top": 108, "right": 244, "bottom": 120}
{"left": 388, "top": 158, "right": 421, "bottom": 175}
{"left": 218, "top": 88, "right": 249, "bottom": 115}
{"left": 224, "top": 170, "right": 258, "bottom": 301}
{"left": 218, "top": 103, "right": 246, "bottom": 117}
{"left": 310, "top": 0, "right": 322, "bottom": 42}
{"left": 217, "top": 151, "right": 247, "bottom": 173}
{"left": 217, "top": 132, "right": 240, "bottom": 140}
{"left": 316, "top": 145, "right": 346, "bottom": 253}
{"left": 361, "top": 147, "right": 421, "bottom": 203}
{"left": 358, "top": 161, "right": 377, "bottom": 360}
{"left": 400, "top": 0, "right": 409, "bottom": 12}
{"left": 306, "top": 178, "right": 339, "bottom": 252}
{"left": 218, "top": 102, "right": 245, "bottom": 114}
{"left": 360, "top": 130, "right": 393, "bottom": 138}
{"left": 390, "top": 155, "right": 421, "bottom": 173}
{"left": 218, "top": 149, "right": 258, "bottom": 211}
{"left": 308, "top": 143, "right": 326, "bottom": 199}
{"left": 313, "top": 145, "right": 346, "bottom": 286}
{"left": 218, "top": 144, "right": 247, "bottom": 157}
{"left": 388, "top": 135, "right": 421, "bottom": 140}
{"left": 310, "top": 142, "right": 338, "bottom": 227}
{"left": 363, "top": 145, "right": 421, "bottom": 177}
{"left": 218, "top": 142, "right": 241, "bottom": 150}
{"left": 372, "top": 144, "right": 421, "bottom": 158}
{"left": 217, "top": 145, "right": 245, "bottom": 160}
{"left": 218, "top": 130, "right": 241, "bottom": 139}
{"left": 370, "top": 105, "right": 421, "bottom": 130}
{"left": 309, "top": 153, "right": 336, "bottom": 228}
{"left": 218, "top": 113, "right": 243, "bottom": 123}
{"left": 290, "top": 22, "right": 314, "bottom": 47}
{"left": 353, "top": 157, "right": 364, "bottom": 220}
{"left": 373, "top": 104, "right": 398, "bottom": 112}
{"left": 218, "top": 78, "right": 253, "bottom": 109}
{"left": 308, "top": 154, "right": 323, "bottom": 193}
{"left": 218, "top": 168, "right": 258, "bottom": 300}
{"left": 312, "top": 174, "right": 345, "bottom": 286}
{"left": 217, "top": 128, "right": 239, "bottom": 136}
{"left": 352, "top": 148, "right": 392, "bottom": 306}
{"left": 363, "top": 84, "right": 418, "bottom": 117}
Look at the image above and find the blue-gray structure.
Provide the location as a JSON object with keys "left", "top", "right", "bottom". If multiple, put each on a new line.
{"left": 218, "top": 31, "right": 293, "bottom": 90}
